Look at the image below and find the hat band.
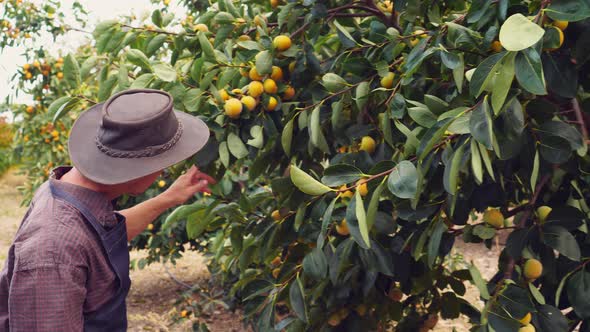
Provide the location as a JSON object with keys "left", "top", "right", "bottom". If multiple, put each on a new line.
{"left": 95, "top": 122, "right": 184, "bottom": 158}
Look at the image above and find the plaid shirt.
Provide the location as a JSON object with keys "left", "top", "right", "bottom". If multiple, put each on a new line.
{"left": 0, "top": 166, "right": 122, "bottom": 331}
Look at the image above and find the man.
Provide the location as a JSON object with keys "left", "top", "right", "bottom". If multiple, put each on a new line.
{"left": 0, "top": 88, "right": 215, "bottom": 331}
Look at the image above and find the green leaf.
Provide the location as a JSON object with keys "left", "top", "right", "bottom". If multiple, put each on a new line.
{"left": 470, "top": 52, "right": 505, "bottom": 98}
{"left": 79, "top": 55, "right": 99, "bottom": 80}
{"left": 219, "top": 142, "right": 229, "bottom": 167}
{"left": 542, "top": 52, "right": 578, "bottom": 98}
{"left": 278, "top": 3, "right": 296, "bottom": 28}
{"left": 186, "top": 209, "right": 213, "bottom": 239}
{"left": 491, "top": 52, "right": 516, "bottom": 114}
{"left": 469, "top": 263, "right": 490, "bottom": 300}
{"left": 366, "top": 181, "right": 384, "bottom": 231}
{"left": 528, "top": 283, "right": 546, "bottom": 305}
{"left": 417, "top": 118, "right": 453, "bottom": 160}
{"left": 63, "top": 54, "right": 81, "bottom": 88}
{"left": 51, "top": 97, "right": 80, "bottom": 124}
{"left": 152, "top": 9, "right": 163, "bottom": 27}
{"left": 478, "top": 142, "right": 495, "bottom": 181}
{"left": 183, "top": 88, "right": 203, "bottom": 113}
{"left": 48, "top": 96, "right": 73, "bottom": 118}
{"left": 302, "top": 248, "right": 328, "bottom": 280}
{"left": 322, "top": 73, "right": 348, "bottom": 93}
{"left": 408, "top": 105, "right": 437, "bottom": 128}
{"left": 236, "top": 40, "right": 263, "bottom": 50}
{"left": 153, "top": 63, "right": 177, "bottom": 82}
{"left": 146, "top": 34, "right": 167, "bottom": 56}
{"left": 499, "top": 14, "right": 545, "bottom": 51}
{"left": 321, "top": 164, "right": 363, "bottom": 187}
{"left": 130, "top": 73, "right": 155, "bottom": 89}
{"left": 567, "top": 270, "right": 590, "bottom": 319}
{"left": 227, "top": 133, "right": 249, "bottom": 159}
{"left": 294, "top": 204, "right": 306, "bottom": 231}
{"left": 542, "top": 225, "right": 581, "bottom": 261}
{"left": 98, "top": 74, "right": 118, "bottom": 102}
{"left": 531, "top": 150, "right": 539, "bottom": 191}
{"left": 539, "top": 135, "right": 572, "bottom": 164}
{"left": 453, "top": 53, "right": 465, "bottom": 93}
{"left": 309, "top": 106, "right": 326, "bottom": 152}
{"left": 428, "top": 219, "right": 447, "bottom": 267}
{"left": 289, "top": 275, "right": 308, "bottom": 322}
{"left": 355, "top": 81, "right": 370, "bottom": 111}
{"left": 470, "top": 97, "right": 494, "bottom": 149}
{"left": 537, "top": 121, "right": 584, "bottom": 150}
{"left": 444, "top": 142, "right": 466, "bottom": 195}
{"left": 535, "top": 305, "right": 568, "bottom": 331}
{"left": 317, "top": 197, "right": 337, "bottom": 249}
{"left": 246, "top": 125, "right": 264, "bottom": 148}
{"left": 281, "top": 118, "right": 294, "bottom": 156}
{"left": 290, "top": 165, "right": 333, "bottom": 196}
{"left": 255, "top": 50, "right": 272, "bottom": 76}
{"left": 470, "top": 139, "right": 484, "bottom": 184}
{"left": 161, "top": 201, "right": 206, "bottom": 230}
{"left": 355, "top": 190, "right": 370, "bottom": 248}
{"left": 126, "top": 49, "right": 152, "bottom": 71}
{"left": 387, "top": 161, "right": 418, "bottom": 199}
{"left": 345, "top": 193, "right": 370, "bottom": 249}
{"left": 333, "top": 20, "right": 357, "bottom": 45}
{"left": 198, "top": 31, "right": 216, "bottom": 61}
{"left": 546, "top": 0, "right": 590, "bottom": 22}
{"left": 515, "top": 48, "right": 546, "bottom": 95}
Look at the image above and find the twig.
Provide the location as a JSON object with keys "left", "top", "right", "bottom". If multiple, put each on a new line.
{"left": 572, "top": 98, "right": 589, "bottom": 142}
{"left": 164, "top": 263, "right": 194, "bottom": 290}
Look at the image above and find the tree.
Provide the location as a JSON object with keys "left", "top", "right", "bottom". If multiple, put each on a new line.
{"left": 4, "top": 0, "right": 590, "bottom": 330}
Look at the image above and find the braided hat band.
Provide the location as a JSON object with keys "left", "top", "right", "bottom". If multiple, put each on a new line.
{"left": 95, "top": 122, "right": 183, "bottom": 158}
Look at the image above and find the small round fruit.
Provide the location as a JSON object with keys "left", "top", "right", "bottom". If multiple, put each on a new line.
{"left": 163, "top": 0, "right": 170, "bottom": 5}
{"left": 283, "top": 86, "right": 295, "bottom": 100}
{"left": 263, "top": 79, "right": 278, "bottom": 94}
{"left": 355, "top": 304, "right": 367, "bottom": 316}
{"left": 273, "top": 35, "right": 292, "bottom": 51}
{"left": 357, "top": 180, "right": 368, "bottom": 197}
{"left": 180, "top": 310, "right": 188, "bottom": 318}
{"left": 339, "top": 185, "right": 354, "bottom": 199}
{"left": 327, "top": 313, "right": 341, "bottom": 326}
{"left": 359, "top": 136, "right": 376, "bottom": 154}
{"left": 270, "top": 66, "right": 283, "bottom": 81}
{"left": 483, "top": 208, "right": 504, "bottom": 229}
{"left": 56, "top": 72, "right": 64, "bottom": 79}
{"left": 271, "top": 256, "right": 281, "bottom": 266}
{"left": 231, "top": 88, "right": 243, "bottom": 95}
{"left": 194, "top": 23, "right": 209, "bottom": 32}
{"left": 266, "top": 96, "right": 278, "bottom": 111}
{"left": 237, "top": 34, "right": 251, "bottom": 42}
{"left": 335, "top": 219, "right": 350, "bottom": 236}
{"left": 147, "top": 223, "right": 154, "bottom": 231}
{"left": 519, "top": 312, "right": 532, "bottom": 325}
{"left": 56, "top": 57, "right": 64, "bottom": 63}
{"left": 519, "top": 324, "right": 536, "bottom": 332}
{"left": 26, "top": 106, "right": 34, "bottom": 113}
{"left": 536, "top": 206, "right": 552, "bottom": 223}
{"left": 241, "top": 96, "right": 257, "bottom": 111}
{"left": 219, "top": 89, "right": 230, "bottom": 101}
{"left": 25, "top": 72, "right": 32, "bottom": 79}
{"left": 158, "top": 180, "right": 166, "bottom": 188}
{"left": 491, "top": 40, "right": 503, "bottom": 53}
{"left": 381, "top": 72, "right": 395, "bottom": 89}
{"left": 271, "top": 209, "right": 281, "bottom": 221}
{"left": 289, "top": 61, "right": 296, "bottom": 73}
{"left": 248, "top": 81, "right": 264, "bottom": 97}
{"left": 272, "top": 267, "right": 281, "bottom": 279}
{"left": 409, "top": 37, "right": 419, "bottom": 47}
{"left": 523, "top": 258, "right": 543, "bottom": 280}
{"left": 23, "top": 64, "right": 30, "bottom": 70}
{"left": 51, "top": 130, "right": 59, "bottom": 138}
{"left": 224, "top": 98, "right": 243, "bottom": 119}
{"left": 388, "top": 287, "right": 403, "bottom": 301}
{"left": 553, "top": 20, "right": 568, "bottom": 31}
{"left": 270, "top": 0, "right": 279, "bottom": 8}
{"left": 33, "top": 60, "right": 40, "bottom": 68}
{"left": 249, "top": 67, "right": 263, "bottom": 81}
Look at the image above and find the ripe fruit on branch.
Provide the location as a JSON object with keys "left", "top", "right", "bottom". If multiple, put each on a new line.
{"left": 270, "top": 66, "right": 283, "bottom": 81}
{"left": 491, "top": 40, "right": 503, "bottom": 52}
{"left": 523, "top": 258, "right": 542, "bottom": 280}
{"left": 224, "top": 98, "right": 242, "bottom": 119}
{"left": 483, "top": 208, "right": 504, "bottom": 228}
{"left": 519, "top": 324, "right": 535, "bottom": 332}
{"left": 536, "top": 206, "right": 551, "bottom": 223}
{"left": 282, "top": 86, "right": 295, "bottom": 100}
{"left": 248, "top": 81, "right": 264, "bottom": 97}
{"left": 380, "top": 72, "right": 395, "bottom": 89}
{"left": 241, "top": 96, "right": 257, "bottom": 111}
{"left": 249, "top": 67, "right": 263, "bottom": 81}
{"left": 359, "top": 136, "right": 376, "bottom": 154}
{"left": 273, "top": 35, "right": 292, "bottom": 51}
{"left": 271, "top": 209, "right": 281, "bottom": 221}
{"left": 335, "top": 219, "right": 350, "bottom": 236}
{"left": 553, "top": 20, "right": 568, "bottom": 31}
{"left": 357, "top": 180, "right": 368, "bottom": 197}
{"left": 263, "top": 79, "right": 278, "bottom": 94}
{"left": 219, "top": 89, "right": 229, "bottom": 101}
{"left": 266, "top": 96, "right": 278, "bottom": 111}
{"left": 518, "top": 312, "right": 532, "bottom": 325}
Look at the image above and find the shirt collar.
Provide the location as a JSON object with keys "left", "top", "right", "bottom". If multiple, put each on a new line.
{"left": 49, "top": 166, "right": 119, "bottom": 227}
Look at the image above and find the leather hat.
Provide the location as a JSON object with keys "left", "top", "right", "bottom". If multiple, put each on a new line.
{"left": 68, "top": 88, "right": 209, "bottom": 185}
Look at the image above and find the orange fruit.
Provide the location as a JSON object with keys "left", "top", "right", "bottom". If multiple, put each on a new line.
{"left": 263, "top": 79, "right": 278, "bottom": 94}
{"left": 273, "top": 35, "right": 292, "bottom": 51}
{"left": 56, "top": 72, "right": 64, "bottom": 79}
{"left": 270, "top": 66, "right": 283, "bottom": 81}
{"left": 249, "top": 67, "right": 263, "bottom": 81}
{"left": 282, "top": 86, "right": 295, "bottom": 100}
{"left": 241, "top": 96, "right": 257, "bottom": 111}
{"left": 491, "top": 40, "right": 503, "bottom": 53}
{"left": 248, "top": 81, "right": 264, "bottom": 97}
{"left": 224, "top": 98, "right": 242, "bottom": 119}
{"left": 335, "top": 219, "right": 350, "bottom": 236}
{"left": 266, "top": 96, "right": 278, "bottom": 111}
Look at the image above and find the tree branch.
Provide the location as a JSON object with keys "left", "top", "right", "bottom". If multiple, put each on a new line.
{"left": 572, "top": 98, "right": 589, "bottom": 143}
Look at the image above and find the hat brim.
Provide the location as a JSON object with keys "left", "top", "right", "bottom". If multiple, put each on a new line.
{"left": 68, "top": 102, "right": 210, "bottom": 185}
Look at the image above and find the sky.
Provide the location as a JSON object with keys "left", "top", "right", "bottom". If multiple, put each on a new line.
{"left": 0, "top": 0, "right": 184, "bottom": 114}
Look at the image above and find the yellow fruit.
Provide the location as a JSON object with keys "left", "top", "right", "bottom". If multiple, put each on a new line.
{"left": 271, "top": 256, "right": 281, "bottom": 266}
{"left": 483, "top": 208, "right": 504, "bottom": 229}
{"left": 388, "top": 287, "right": 403, "bottom": 301}
{"left": 163, "top": 0, "right": 170, "bottom": 5}
{"left": 25, "top": 72, "right": 32, "bottom": 79}
{"left": 289, "top": 61, "right": 296, "bottom": 73}
{"left": 42, "top": 70, "right": 49, "bottom": 76}
{"left": 380, "top": 72, "right": 395, "bottom": 89}
{"left": 253, "top": 15, "right": 266, "bottom": 27}
{"left": 249, "top": 67, "right": 264, "bottom": 81}
{"left": 224, "top": 98, "right": 243, "bottom": 119}
{"left": 147, "top": 223, "right": 154, "bottom": 231}
{"left": 410, "top": 37, "right": 419, "bottom": 47}
{"left": 56, "top": 57, "right": 64, "bottom": 63}
{"left": 273, "top": 35, "right": 292, "bottom": 52}
{"left": 536, "top": 206, "right": 552, "bottom": 223}
{"left": 194, "top": 23, "right": 209, "bottom": 32}
{"left": 33, "top": 60, "right": 40, "bottom": 68}
{"left": 327, "top": 313, "right": 341, "bottom": 326}
{"left": 283, "top": 86, "right": 295, "bottom": 100}
{"left": 45, "top": 138, "right": 51, "bottom": 143}
{"left": 272, "top": 267, "right": 281, "bottom": 279}
{"left": 51, "top": 130, "right": 59, "bottom": 137}
{"left": 359, "top": 136, "right": 376, "bottom": 154}
{"left": 180, "top": 310, "right": 188, "bottom": 318}
{"left": 270, "top": 0, "right": 279, "bottom": 8}
{"left": 248, "top": 81, "right": 264, "bottom": 97}
{"left": 335, "top": 219, "right": 350, "bottom": 236}
{"left": 237, "top": 35, "right": 251, "bottom": 42}
{"left": 553, "top": 20, "right": 568, "bottom": 31}
{"left": 23, "top": 135, "right": 29, "bottom": 142}
{"left": 355, "top": 304, "right": 367, "bottom": 316}
{"left": 340, "top": 190, "right": 354, "bottom": 199}
{"left": 263, "top": 79, "right": 278, "bottom": 94}
{"left": 519, "top": 312, "right": 532, "bottom": 325}
{"left": 241, "top": 96, "right": 257, "bottom": 111}
{"left": 491, "top": 40, "right": 503, "bottom": 53}
{"left": 266, "top": 96, "right": 278, "bottom": 111}
{"left": 219, "top": 89, "right": 230, "bottom": 101}
{"left": 271, "top": 209, "right": 281, "bottom": 221}
{"left": 524, "top": 259, "right": 543, "bottom": 280}
{"left": 357, "top": 180, "right": 368, "bottom": 197}
{"left": 519, "top": 324, "right": 536, "bottom": 332}
{"left": 56, "top": 72, "right": 63, "bottom": 79}
{"left": 158, "top": 180, "right": 166, "bottom": 188}
{"left": 57, "top": 144, "right": 64, "bottom": 151}
{"left": 231, "top": 88, "right": 243, "bottom": 95}
{"left": 23, "top": 64, "right": 30, "bottom": 70}
{"left": 26, "top": 106, "right": 34, "bottom": 113}
{"left": 270, "top": 66, "right": 283, "bottom": 81}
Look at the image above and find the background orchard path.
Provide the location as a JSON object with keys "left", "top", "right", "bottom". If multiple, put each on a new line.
{"left": 0, "top": 168, "right": 499, "bottom": 331}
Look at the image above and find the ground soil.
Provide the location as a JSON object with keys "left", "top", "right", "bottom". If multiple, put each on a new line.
{"left": 0, "top": 169, "right": 502, "bottom": 332}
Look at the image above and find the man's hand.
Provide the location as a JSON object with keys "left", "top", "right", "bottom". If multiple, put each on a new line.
{"left": 161, "top": 166, "right": 216, "bottom": 207}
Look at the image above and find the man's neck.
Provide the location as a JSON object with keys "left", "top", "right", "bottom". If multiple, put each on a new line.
{"left": 60, "top": 167, "right": 122, "bottom": 200}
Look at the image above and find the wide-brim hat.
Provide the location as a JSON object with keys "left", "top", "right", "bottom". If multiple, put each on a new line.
{"left": 68, "top": 88, "right": 209, "bottom": 185}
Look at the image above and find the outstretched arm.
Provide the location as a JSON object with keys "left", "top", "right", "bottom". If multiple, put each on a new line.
{"left": 120, "top": 166, "right": 216, "bottom": 241}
